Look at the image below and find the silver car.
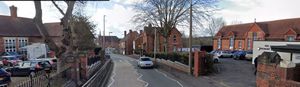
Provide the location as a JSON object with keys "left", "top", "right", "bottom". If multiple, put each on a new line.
{"left": 137, "top": 57, "right": 154, "bottom": 68}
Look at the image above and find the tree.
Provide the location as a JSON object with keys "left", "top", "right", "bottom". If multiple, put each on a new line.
{"left": 132, "top": 0, "right": 218, "bottom": 53}
{"left": 70, "top": 14, "right": 97, "bottom": 51}
{"left": 204, "top": 17, "right": 225, "bottom": 38}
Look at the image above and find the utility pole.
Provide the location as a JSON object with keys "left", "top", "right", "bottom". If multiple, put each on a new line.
{"left": 103, "top": 15, "right": 106, "bottom": 50}
{"left": 189, "top": 0, "right": 193, "bottom": 75}
{"left": 154, "top": 27, "right": 157, "bottom": 66}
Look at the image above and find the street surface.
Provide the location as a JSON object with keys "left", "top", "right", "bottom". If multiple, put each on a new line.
{"left": 108, "top": 54, "right": 183, "bottom": 87}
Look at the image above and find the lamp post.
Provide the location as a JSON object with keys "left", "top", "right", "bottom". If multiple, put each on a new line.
{"left": 154, "top": 27, "right": 157, "bottom": 66}
{"left": 103, "top": 15, "right": 106, "bottom": 49}
{"left": 189, "top": 0, "right": 193, "bottom": 75}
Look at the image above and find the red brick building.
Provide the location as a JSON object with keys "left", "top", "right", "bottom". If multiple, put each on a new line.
{"left": 136, "top": 24, "right": 183, "bottom": 53}
{"left": 120, "top": 30, "right": 138, "bottom": 55}
{"left": 97, "top": 36, "right": 120, "bottom": 49}
{"left": 0, "top": 6, "right": 63, "bottom": 53}
{"left": 214, "top": 18, "right": 300, "bottom": 51}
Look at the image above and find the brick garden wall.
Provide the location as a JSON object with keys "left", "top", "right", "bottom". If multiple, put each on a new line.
{"left": 256, "top": 63, "right": 300, "bottom": 87}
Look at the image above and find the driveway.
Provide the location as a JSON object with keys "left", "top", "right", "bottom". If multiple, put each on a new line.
{"left": 208, "top": 58, "right": 256, "bottom": 87}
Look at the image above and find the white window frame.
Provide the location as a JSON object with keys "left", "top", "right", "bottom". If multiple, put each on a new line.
{"left": 4, "top": 37, "right": 17, "bottom": 52}
{"left": 229, "top": 36, "right": 234, "bottom": 49}
{"left": 238, "top": 41, "right": 242, "bottom": 49}
{"left": 287, "top": 36, "right": 295, "bottom": 41}
{"left": 217, "top": 38, "right": 222, "bottom": 49}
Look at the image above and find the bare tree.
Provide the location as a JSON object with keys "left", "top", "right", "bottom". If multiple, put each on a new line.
{"left": 132, "top": 0, "right": 218, "bottom": 53}
{"left": 205, "top": 17, "right": 225, "bottom": 38}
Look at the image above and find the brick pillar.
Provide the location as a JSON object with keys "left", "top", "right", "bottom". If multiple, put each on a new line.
{"left": 79, "top": 54, "right": 88, "bottom": 80}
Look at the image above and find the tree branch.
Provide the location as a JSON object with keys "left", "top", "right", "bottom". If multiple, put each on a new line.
{"left": 51, "top": 0, "right": 65, "bottom": 15}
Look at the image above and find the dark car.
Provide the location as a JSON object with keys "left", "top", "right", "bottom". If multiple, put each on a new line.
{"left": 0, "top": 68, "right": 11, "bottom": 86}
{"left": 6, "top": 60, "right": 52, "bottom": 77}
{"left": 34, "top": 58, "right": 57, "bottom": 70}
{"left": 233, "top": 51, "right": 247, "bottom": 60}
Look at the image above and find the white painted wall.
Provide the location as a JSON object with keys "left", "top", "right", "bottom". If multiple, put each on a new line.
{"left": 252, "top": 41, "right": 300, "bottom": 64}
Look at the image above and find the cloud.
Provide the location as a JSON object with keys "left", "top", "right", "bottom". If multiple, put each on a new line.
{"left": 90, "top": 1, "right": 137, "bottom": 38}
{"left": 217, "top": 0, "right": 300, "bottom": 25}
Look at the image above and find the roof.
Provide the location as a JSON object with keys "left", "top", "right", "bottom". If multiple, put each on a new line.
{"left": 44, "top": 22, "right": 63, "bottom": 37}
{"left": 0, "top": 15, "right": 41, "bottom": 37}
{"left": 143, "top": 26, "right": 181, "bottom": 37}
{"left": 216, "top": 18, "right": 300, "bottom": 39}
{"left": 99, "top": 36, "right": 120, "bottom": 42}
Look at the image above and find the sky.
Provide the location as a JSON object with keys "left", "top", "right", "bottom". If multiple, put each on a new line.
{"left": 1, "top": 0, "right": 300, "bottom": 38}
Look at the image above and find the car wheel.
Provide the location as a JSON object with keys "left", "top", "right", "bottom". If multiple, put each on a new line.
{"left": 30, "top": 72, "right": 35, "bottom": 77}
{"left": 230, "top": 55, "right": 233, "bottom": 58}
{"left": 214, "top": 59, "right": 219, "bottom": 63}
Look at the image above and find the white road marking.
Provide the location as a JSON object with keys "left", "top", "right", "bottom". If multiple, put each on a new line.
{"left": 126, "top": 60, "right": 149, "bottom": 87}
{"left": 108, "top": 61, "right": 116, "bottom": 87}
{"left": 155, "top": 69, "right": 184, "bottom": 87}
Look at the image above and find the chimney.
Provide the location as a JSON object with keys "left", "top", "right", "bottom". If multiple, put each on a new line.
{"left": 9, "top": 5, "right": 17, "bottom": 18}
{"left": 129, "top": 30, "right": 132, "bottom": 33}
{"left": 140, "top": 30, "right": 143, "bottom": 34}
{"left": 124, "top": 31, "right": 127, "bottom": 37}
{"left": 148, "top": 23, "right": 152, "bottom": 27}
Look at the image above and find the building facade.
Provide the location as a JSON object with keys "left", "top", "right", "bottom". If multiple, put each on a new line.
{"left": 0, "top": 6, "right": 64, "bottom": 53}
{"left": 136, "top": 24, "right": 183, "bottom": 53}
{"left": 213, "top": 18, "right": 300, "bottom": 51}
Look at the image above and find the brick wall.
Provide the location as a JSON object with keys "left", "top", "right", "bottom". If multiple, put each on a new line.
{"left": 256, "top": 63, "right": 300, "bottom": 87}
{"left": 0, "top": 37, "right": 3, "bottom": 52}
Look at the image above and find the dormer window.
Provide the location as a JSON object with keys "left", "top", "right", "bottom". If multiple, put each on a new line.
{"left": 173, "top": 35, "right": 176, "bottom": 43}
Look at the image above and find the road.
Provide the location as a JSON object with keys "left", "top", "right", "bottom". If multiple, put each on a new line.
{"left": 108, "top": 54, "right": 183, "bottom": 87}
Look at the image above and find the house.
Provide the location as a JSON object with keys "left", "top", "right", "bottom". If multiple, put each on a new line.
{"left": 0, "top": 6, "right": 63, "bottom": 53}
{"left": 97, "top": 35, "right": 120, "bottom": 50}
{"left": 137, "top": 24, "right": 183, "bottom": 53}
{"left": 213, "top": 18, "right": 300, "bottom": 51}
{"left": 121, "top": 30, "right": 138, "bottom": 55}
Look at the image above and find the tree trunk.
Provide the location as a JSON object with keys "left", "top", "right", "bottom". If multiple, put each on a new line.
{"left": 164, "top": 37, "right": 168, "bottom": 53}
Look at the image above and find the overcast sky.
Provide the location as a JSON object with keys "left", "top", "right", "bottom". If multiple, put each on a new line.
{"left": 1, "top": 0, "right": 300, "bottom": 38}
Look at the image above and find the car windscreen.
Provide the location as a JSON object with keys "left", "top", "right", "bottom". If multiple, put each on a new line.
{"left": 141, "top": 58, "right": 151, "bottom": 61}
{"left": 247, "top": 51, "right": 253, "bottom": 54}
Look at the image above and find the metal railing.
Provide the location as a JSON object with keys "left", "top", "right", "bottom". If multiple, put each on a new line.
{"left": 81, "top": 59, "right": 114, "bottom": 87}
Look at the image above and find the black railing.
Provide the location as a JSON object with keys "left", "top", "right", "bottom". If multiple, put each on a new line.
{"left": 82, "top": 59, "right": 113, "bottom": 87}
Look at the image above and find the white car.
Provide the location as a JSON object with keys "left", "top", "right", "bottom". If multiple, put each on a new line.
{"left": 137, "top": 57, "right": 154, "bottom": 68}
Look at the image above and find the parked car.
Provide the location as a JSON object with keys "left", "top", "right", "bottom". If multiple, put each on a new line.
{"left": 6, "top": 60, "right": 52, "bottom": 76}
{"left": 34, "top": 58, "right": 57, "bottom": 70}
{"left": 137, "top": 57, "right": 154, "bottom": 68}
{"left": 210, "top": 51, "right": 220, "bottom": 63}
{"left": 245, "top": 51, "right": 253, "bottom": 61}
{"left": 233, "top": 51, "right": 247, "bottom": 60}
{"left": 214, "top": 50, "right": 233, "bottom": 58}
{"left": 0, "top": 52, "right": 22, "bottom": 66}
{"left": 0, "top": 68, "right": 11, "bottom": 86}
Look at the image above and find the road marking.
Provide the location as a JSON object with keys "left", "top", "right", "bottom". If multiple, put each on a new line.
{"left": 127, "top": 59, "right": 149, "bottom": 87}
{"left": 155, "top": 69, "right": 184, "bottom": 87}
{"left": 107, "top": 61, "right": 116, "bottom": 87}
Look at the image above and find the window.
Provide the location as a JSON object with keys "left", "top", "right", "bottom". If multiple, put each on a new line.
{"left": 173, "top": 35, "right": 176, "bottom": 43}
{"left": 253, "top": 32, "right": 257, "bottom": 41}
{"left": 247, "top": 38, "right": 251, "bottom": 50}
{"left": 18, "top": 38, "right": 28, "bottom": 54}
{"left": 229, "top": 36, "right": 234, "bottom": 49}
{"left": 287, "top": 36, "right": 295, "bottom": 41}
{"left": 238, "top": 41, "right": 242, "bottom": 49}
{"left": 4, "top": 37, "right": 16, "bottom": 52}
{"left": 217, "top": 38, "right": 222, "bottom": 49}
{"left": 173, "top": 45, "right": 177, "bottom": 52}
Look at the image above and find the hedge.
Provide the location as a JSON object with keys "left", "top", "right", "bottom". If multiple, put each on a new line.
{"left": 144, "top": 52, "right": 190, "bottom": 65}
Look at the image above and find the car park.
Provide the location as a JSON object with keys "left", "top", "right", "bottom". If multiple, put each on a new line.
{"left": 0, "top": 68, "right": 11, "bottom": 86}
{"left": 6, "top": 60, "right": 52, "bottom": 77}
{"left": 137, "top": 57, "right": 154, "bottom": 68}
{"left": 233, "top": 51, "right": 246, "bottom": 60}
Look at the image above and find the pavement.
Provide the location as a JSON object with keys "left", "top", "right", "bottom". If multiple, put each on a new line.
{"left": 108, "top": 54, "right": 183, "bottom": 87}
